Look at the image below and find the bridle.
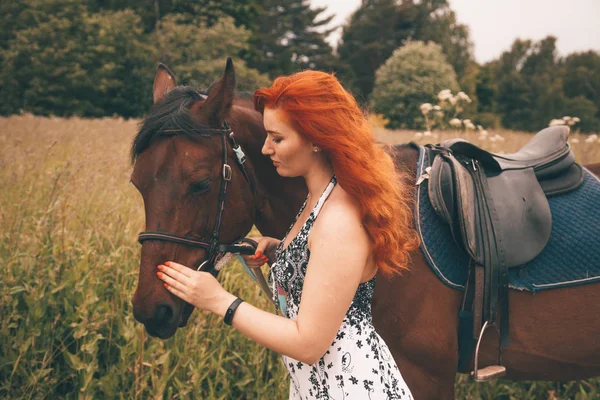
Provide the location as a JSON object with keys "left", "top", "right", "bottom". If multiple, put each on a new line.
{"left": 137, "top": 120, "right": 258, "bottom": 277}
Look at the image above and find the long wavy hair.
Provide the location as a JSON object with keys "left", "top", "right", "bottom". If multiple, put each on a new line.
{"left": 254, "top": 70, "right": 419, "bottom": 275}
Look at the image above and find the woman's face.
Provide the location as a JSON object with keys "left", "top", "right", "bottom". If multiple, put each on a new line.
{"left": 261, "top": 107, "right": 315, "bottom": 177}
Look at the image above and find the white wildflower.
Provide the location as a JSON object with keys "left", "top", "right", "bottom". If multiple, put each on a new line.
{"left": 433, "top": 105, "right": 442, "bottom": 111}
{"left": 434, "top": 110, "right": 444, "bottom": 118}
{"left": 562, "top": 116, "right": 571, "bottom": 121}
{"left": 489, "top": 136, "right": 498, "bottom": 143}
{"left": 423, "top": 131, "right": 432, "bottom": 137}
{"left": 414, "top": 132, "right": 423, "bottom": 139}
{"left": 478, "top": 135, "right": 487, "bottom": 141}
{"left": 585, "top": 134, "right": 598, "bottom": 143}
{"left": 480, "top": 130, "right": 488, "bottom": 136}
{"left": 572, "top": 117, "right": 581, "bottom": 123}
{"left": 477, "top": 125, "right": 483, "bottom": 131}
{"left": 570, "top": 138, "right": 580, "bottom": 144}
{"left": 493, "top": 134, "right": 505, "bottom": 141}
{"left": 449, "top": 96, "right": 457, "bottom": 105}
{"left": 437, "top": 89, "right": 453, "bottom": 101}
{"left": 549, "top": 119, "right": 566, "bottom": 126}
{"left": 449, "top": 118, "right": 462, "bottom": 128}
{"left": 420, "top": 103, "right": 433, "bottom": 114}
{"left": 465, "top": 121, "right": 476, "bottom": 130}
{"left": 456, "top": 91, "right": 472, "bottom": 103}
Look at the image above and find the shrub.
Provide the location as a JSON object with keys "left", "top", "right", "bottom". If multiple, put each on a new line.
{"left": 370, "top": 40, "right": 459, "bottom": 129}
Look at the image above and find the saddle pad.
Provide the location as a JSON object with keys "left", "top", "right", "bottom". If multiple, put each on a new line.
{"left": 415, "top": 146, "right": 600, "bottom": 292}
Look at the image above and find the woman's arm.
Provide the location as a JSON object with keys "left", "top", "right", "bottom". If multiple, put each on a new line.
{"left": 212, "top": 201, "right": 370, "bottom": 364}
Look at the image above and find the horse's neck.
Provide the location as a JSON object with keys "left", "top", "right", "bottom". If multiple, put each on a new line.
{"left": 389, "top": 143, "right": 420, "bottom": 185}
{"left": 229, "top": 104, "right": 308, "bottom": 238}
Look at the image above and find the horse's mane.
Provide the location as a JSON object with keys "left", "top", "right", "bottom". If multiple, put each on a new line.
{"left": 130, "top": 85, "right": 254, "bottom": 165}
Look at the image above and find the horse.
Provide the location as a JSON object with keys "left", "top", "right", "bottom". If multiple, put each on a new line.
{"left": 129, "top": 59, "right": 600, "bottom": 399}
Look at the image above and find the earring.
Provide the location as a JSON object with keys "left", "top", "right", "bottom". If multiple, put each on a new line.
{"left": 313, "top": 147, "right": 320, "bottom": 152}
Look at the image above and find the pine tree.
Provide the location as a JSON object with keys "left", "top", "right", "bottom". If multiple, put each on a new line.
{"left": 245, "top": 0, "right": 337, "bottom": 78}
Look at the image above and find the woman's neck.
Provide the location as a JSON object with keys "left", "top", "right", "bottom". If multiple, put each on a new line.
{"left": 303, "top": 164, "right": 335, "bottom": 202}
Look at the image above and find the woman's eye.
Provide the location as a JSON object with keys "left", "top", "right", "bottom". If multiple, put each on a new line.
{"left": 189, "top": 179, "right": 211, "bottom": 193}
{"left": 272, "top": 138, "right": 282, "bottom": 143}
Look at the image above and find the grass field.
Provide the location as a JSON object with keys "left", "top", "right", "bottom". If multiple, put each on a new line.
{"left": 1, "top": 115, "right": 599, "bottom": 399}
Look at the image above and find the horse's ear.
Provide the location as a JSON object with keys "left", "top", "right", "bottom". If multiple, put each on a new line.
{"left": 202, "top": 57, "right": 236, "bottom": 125}
{"left": 153, "top": 63, "right": 177, "bottom": 104}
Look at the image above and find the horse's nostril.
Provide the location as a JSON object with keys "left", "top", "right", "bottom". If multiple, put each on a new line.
{"left": 154, "top": 303, "right": 175, "bottom": 325}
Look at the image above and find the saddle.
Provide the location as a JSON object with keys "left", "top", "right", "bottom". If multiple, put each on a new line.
{"left": 423, "top": 126, "right": 584, "bottom": 381}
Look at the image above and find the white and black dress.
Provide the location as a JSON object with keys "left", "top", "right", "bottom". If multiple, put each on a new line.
{"left": 270, "top": 174, "right": 413, "bottom": 400}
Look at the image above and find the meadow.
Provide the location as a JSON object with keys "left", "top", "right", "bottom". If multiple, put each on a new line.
{"left": 1, "top": 115, "right": 599, "bottom": 399}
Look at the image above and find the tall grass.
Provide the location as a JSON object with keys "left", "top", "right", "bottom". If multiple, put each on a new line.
{"left": 0, "top": 115, "right": 598, "bottom": 399}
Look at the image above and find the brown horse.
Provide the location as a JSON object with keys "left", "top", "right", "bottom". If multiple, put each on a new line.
{"left": 130, "top": 60, "right": 600, "bottom": 399}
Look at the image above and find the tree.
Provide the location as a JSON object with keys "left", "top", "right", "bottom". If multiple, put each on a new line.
{"left": 244, "top": 0, "right": 336, "bottom": 78}
{"left": 0, "top": 2, "right": 268, "bottom": 117}
{"left": 155, "top": 15, "right": 270, "bottom": 92}
{"left": 336, "top": 0, "right": 418, "bottom": 100}
{"left": 413, "top": 1, "right": 474, "bottom": 89}
{"left": 85, "top": 0, "right": 262, "bottom": 33}
{"left": 563, "top": 96, "right": 599, "bottom": 132}
{"left": 370, "top": 41, "right": 459, "bottom": 129}
{"left": 337, "top": 0, "right": 473, "bottom": 100}
{"left": 562, "top": 51, "right": 600, "bottom": 129}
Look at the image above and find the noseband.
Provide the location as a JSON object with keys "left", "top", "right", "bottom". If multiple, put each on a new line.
{"left": 137, "top": 121, "right": 257, "bottom": 276}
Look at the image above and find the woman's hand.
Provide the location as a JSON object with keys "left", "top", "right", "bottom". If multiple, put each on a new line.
{"left": 240, "top": 236, "right": 281, "bottom": 269}
{"left": 156, "top": 261, "right": 235, "bottom": 316}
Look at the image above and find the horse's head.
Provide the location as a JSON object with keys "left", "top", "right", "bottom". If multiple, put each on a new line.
{"left": 130, "top": 59, "right": 257, "bottom": 338}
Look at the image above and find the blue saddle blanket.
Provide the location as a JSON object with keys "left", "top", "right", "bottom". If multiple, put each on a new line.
{"left": 415, "top": 146, "right": 600, "bottom": 292}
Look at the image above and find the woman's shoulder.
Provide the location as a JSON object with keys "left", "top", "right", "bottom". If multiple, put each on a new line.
{"left": 323, "top": 184, "right": 361, "bottom": 217}
{"left": 311, "top": 186, "right": 367, "bottom": 243}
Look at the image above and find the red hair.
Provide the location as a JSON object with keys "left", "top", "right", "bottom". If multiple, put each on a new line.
{"left": 254, "top": 70, "right": 419, "bottom": 275}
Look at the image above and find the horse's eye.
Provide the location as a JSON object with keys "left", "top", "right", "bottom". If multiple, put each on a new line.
{"left": 189, "top": 179, "right": 211, "bottom": 193}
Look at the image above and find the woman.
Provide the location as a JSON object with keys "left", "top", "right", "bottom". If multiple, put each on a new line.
{"left": 156, "top": 70, "right": 419, "bottom": 399}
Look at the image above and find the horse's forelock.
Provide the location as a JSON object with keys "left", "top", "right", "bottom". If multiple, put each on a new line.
{"left": 130, "top": 86, "right": 207, "bottom": 164}
{"left": 130, "top": 85, "right": 257, "bottom": 165}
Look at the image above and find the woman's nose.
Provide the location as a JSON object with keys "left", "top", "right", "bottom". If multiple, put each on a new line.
{"left": 261, "top": 140, "right": 272, "bottom": 156}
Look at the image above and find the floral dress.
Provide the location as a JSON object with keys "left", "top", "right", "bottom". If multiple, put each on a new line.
{"left": 270, "top": 174, "right": 413, "bottom": 400}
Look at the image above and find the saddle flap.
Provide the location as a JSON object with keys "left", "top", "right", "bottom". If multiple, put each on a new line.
{"left": 429, "top": 153, "right": 479, "bottom": 259}
{"left": 482, "top": 168, "right": 552, "bottom": 267}
{"left": 428, "top": 151, "right": 553, "bottom": 268}
{"left": 428, "top": 155, "right": 454, "bottom": 224}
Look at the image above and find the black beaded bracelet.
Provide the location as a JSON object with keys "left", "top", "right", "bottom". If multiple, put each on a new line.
{"left": 224, "top": 297, "right": 244, "bottom": 326}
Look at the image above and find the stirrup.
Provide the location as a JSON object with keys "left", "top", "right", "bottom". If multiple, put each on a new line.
{"left": 472, "top": 321, "right": 507, "bottom": 382}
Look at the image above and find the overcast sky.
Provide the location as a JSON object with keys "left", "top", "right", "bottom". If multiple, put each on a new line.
{"left": 310, "top": 0, "right": 600, "bottom": 63}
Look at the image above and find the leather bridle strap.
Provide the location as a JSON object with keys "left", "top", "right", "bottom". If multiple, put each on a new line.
{"left": 137, "top": 121, "right": 258, "bottom": 276}
{"left": 137, "top": 232, "right": 255, "bottom": 255}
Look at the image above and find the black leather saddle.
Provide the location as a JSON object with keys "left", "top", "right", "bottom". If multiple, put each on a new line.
{"left": 422, "top": 125, "right": 584, "bottom": 380}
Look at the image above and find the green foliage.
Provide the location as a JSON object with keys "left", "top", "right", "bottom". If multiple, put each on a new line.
{"left": 371, "top": 41, "right": 460, "bottom": 129}
{"left": 0, "top": 3, "right": 153, "bottom": 117}
{"left": 480, "top": 37, "right": 600, "bottom": 132}
{"left": 86, "top": 0, "right": 262, "bottom": 33}
{"left": 0, "top": 2, "right": 268, "bottom": 117}
{"left": 563, "top": 96, "right": 599, "bottom": 132}
{"left": 338, "top": 0, "right": 474, "bottom": 100}
{"left": 245, "top": 0, "right": 337, "bottom": 78}
{"left": 155, "top": 15, "right": 270, "bottom": 92}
